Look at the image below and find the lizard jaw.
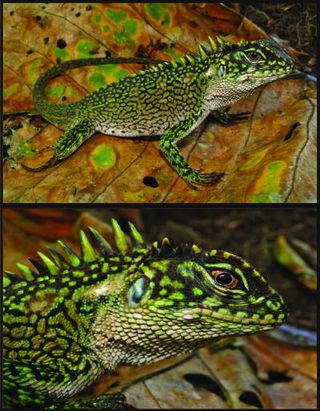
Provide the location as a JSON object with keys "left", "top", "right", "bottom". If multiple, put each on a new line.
{"left": 180, "top": 306, "right": 287, "bottom": 326}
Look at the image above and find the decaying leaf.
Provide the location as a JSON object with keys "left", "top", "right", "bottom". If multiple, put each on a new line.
{"left": 273, "top": 235, "right": 316, "bottom": 291}
{"left": 3, "top": 3, "right": 316, "bottom": 203}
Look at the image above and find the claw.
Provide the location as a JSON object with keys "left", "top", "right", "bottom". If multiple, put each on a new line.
{"left": 235, "top": 111, "right": 251, "bottom": 120}
{"left": 196, "top": 171, "right": 225, "bottom": 185}
{"left": 213, "top": 110, "right": 251, "bottom": 125}
{"left": 186, "top": 171, "right": 225, "bottom": 189}
{"left": 186, "top": 181, "right": 200, "bottom": 191}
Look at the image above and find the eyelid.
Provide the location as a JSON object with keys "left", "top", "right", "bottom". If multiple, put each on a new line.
{"left": 211, "top": 270, "right": 238, "bottom": 289}
{"left": 245, "top": 51, "right": 262, "bottom": 64}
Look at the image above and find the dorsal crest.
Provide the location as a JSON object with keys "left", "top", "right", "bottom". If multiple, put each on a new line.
{"left": 3, "top": 219, "right": 146, "bottom": 286}
{"left": 146, "top": 35, "right": 230, "bottom": 73}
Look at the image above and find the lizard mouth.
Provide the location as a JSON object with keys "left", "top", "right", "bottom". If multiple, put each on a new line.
{"left": 182, "top": 306, "right": 287, "bottom": 326}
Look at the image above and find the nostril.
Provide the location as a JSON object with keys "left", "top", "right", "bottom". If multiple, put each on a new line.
{"left": 265, "top": 293, "right": 289, "bottom": 322}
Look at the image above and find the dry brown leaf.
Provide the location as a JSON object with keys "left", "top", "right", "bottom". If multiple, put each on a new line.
{"left": 3, "top": 3, "right": 316, "bottom": 203}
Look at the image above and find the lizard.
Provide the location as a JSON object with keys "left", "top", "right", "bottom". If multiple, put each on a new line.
{"left": 21, "top": 35, "right": 295, "bottom": 189}
{"left": 3, "top": 219, "right": 288, "bottom": 409}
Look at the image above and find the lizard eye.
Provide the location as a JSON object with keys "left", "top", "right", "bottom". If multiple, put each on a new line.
{"left": 245, "top": 51, "right": 263, "bottom": 63}
{"left": 128, "top": 277, "right": 148, "bottom": 307}
{"left": 211, "top": 271, "right": 238, "bottom": 289}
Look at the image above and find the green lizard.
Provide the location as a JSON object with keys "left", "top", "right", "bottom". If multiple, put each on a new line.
{"left": 4, "top": 219, "right": 288, "bottom": 409}
{"left": 22, "top": 36, "right": 294, "bottom": 188}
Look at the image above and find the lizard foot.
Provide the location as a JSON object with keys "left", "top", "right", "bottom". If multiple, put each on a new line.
{"left": 186, "top": 171, "right": 225, "bottom": 190}
{"left": 213, "top": 110, "right": 251, "bottom": 125}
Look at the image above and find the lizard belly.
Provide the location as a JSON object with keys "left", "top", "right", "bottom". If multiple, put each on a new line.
{"left": 95, "top": 113, "right": 178, "bottom": 137}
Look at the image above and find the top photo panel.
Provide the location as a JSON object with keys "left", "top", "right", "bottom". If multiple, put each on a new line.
{"left": 3, "top": 2, "right": 317, "bottom": 204}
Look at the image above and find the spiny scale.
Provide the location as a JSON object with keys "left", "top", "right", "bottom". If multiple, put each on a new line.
{"left": 87, "top": 226, "right": 113, "bottom": 255}
{"left": 4, "top": 219, "right": 145, "bottom": 284}
{"left": 147, "top": 35, "right": 218, "bottom": 73}
{"left": 4, "top": 220, "right": 208, "bottom": 286}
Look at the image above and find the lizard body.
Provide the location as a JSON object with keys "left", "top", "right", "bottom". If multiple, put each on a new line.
{"left": 25, "top": 36, "right": 294, "bottom": 188}
{"left": 3, "top": 219, "right": 288, "bottom": 409}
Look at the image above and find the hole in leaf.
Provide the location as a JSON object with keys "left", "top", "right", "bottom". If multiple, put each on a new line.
{"left": 143, "top": 176, "right": 159, "bottom": 188}
{"left": 239, "top": 391, "right": 263, "bottom": 408}
{"left": 57, "top": 38, "right": 67, "bottom": 49}
{"left": 262, "top": 369, "right": 293, "bottom": 385}
{"left": 283, "top": 122, "right": 300, "bottom": 141}
{"left": 184, "top": 373, "right": 227, "bottom": 401}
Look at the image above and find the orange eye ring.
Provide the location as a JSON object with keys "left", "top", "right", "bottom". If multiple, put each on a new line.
{"left": 211, "top": 270, "right": 238, "bottom": 289}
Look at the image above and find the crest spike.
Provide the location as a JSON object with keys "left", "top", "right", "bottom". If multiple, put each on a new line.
{"left": 111, "top": 219, "right": 130, "bottom": 254}
{"left": 171, "top": 60, "right": 178, "bottom": 69}
{"left": 208, "top": 35, "right": 217, "bottom": 52}
{"left": 47, "top": 247, "right": 68, "bottom": 267}
{"left": 186, "top": 54, "right": 195, "bottom": 65}
{"left": 192, "top": 244, "right": 201, "bottom": 254}
{"left": 128, "top": 222, "right": 144, "bottom": 246}
{"left": 80, "top": 231, "right": 98, "bottom": 263}
{"left": 179, "top": 57, "right": 187, "bottom": 66}
{"left": 216, "top": 35, "right": 225, "bottom": 49}
{"left": 87, "top": 227, "right": 113, "bottom": 256}
{"left": 57, "top": 240, "right": 81, "bottom": 267}
{"left": 198, "top": 44, "right": 208, "bottom": 59}
{"left": 159, "top": 237, "right": 174, "bottom": 256}
{"left": 16, "top": 263, "right": 36, "bottom": 280}
{"left": 151, "top": 241, "right": 160, "bottom": 256}
{"left": 37, "top": 252, "right": 59, "bottom": 275}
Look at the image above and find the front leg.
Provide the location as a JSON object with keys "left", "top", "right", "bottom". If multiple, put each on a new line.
{"left": 159, "top": 117, "right": 224, "bottom": 189}
{"left": 22, "top": 117, "right": 96, "bottom": 172}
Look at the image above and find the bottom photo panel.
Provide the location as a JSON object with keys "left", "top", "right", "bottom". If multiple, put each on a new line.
{"left": 3, "top": 207, "right": 316, "bottom": 410}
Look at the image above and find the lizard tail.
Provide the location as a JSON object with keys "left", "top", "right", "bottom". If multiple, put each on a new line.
{"left": 21, "top": 157, "right": 60, "bottom": 172}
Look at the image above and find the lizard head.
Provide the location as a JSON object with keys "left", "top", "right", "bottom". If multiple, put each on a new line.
{"left": 5, "top": 220, "right": 287, "bottom": 370}
{"left": 86, "top": 226, "right": 288, "bottom": 368}
{"left": 204, "top": 38, "right": 295, "bottom": 109}
{"left": 126, "top": 243, "right": 288, "bottom": 332}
